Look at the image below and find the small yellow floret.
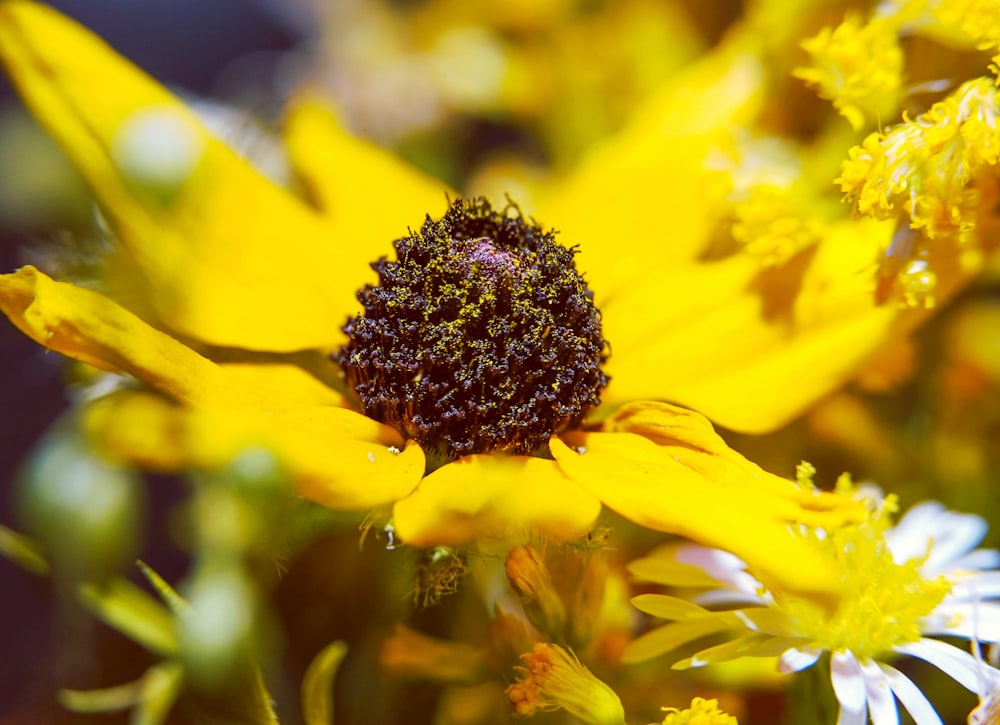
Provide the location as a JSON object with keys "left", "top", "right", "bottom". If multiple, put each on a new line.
{"left": 794, "top": 15, "right": 903, "bottom": 130}
{"left": 657, "top": 697, "right": 738, "bottom": 725}
{"left": 837, "top": 76, "right": 1000, "bottom": 306}
{"left": 838, "top": 77, "right": 1000, "bottom": 239}
{"left": 778, "top": 497, "right": 951, "bottom": 660}
{"left": 925, "top": 0, "right": 1000, "bottom": 49}
{"left": 506, "top": 643, "right": 625, "bottom": 725}
{"left": 731, "top": 186, "right": 825, "bottom": 266}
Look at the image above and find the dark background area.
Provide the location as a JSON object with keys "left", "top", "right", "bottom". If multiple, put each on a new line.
{"left": 0, "top": 1, "right": 307, "bottom": 719}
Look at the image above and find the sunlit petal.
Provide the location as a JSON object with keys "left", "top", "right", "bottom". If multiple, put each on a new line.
{"left": 0, "top": 266, "right": 242, "bottom": 407}
{"left": 84, "top": 390, "right": 423, "bottom": 510}
{"left": 539, "top": 44, "right": 765, "bottom": 293}
{"left": 601, "top": 219, "right": 901, "bottom": 432}
{"left": 393, "top": 454, "right": 601, "bottom": 546}
{"left": 0, "top": 1, "right": 349, "bottom": 351}
{"left": 553, "top": 403, "right": 865, "bottom": 596}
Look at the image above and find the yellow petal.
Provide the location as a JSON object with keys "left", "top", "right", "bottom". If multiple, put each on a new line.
{"left": 0, "top": 1, "right": 347, "bottom": 351}
{"left": 393, "top": 454, "right": 601, "bottom": 546}
{"left": 601, "top": 219, "right": 899, "bottom": 432}
{"left": 550, "top": 403, "right": 865, "bottom": 597}
{"left": 537, "top": 44, "right": 764, "bottom": 296}
{"left": 282, "top": 95, "right": 454, "bottom": 329}
{"left": 0, "top": 267, "right": 348, "bottom": 411}
{"left": 216, "top": 362, "right": 347, "bottom": 409}
{"left": 0, "top": 266, "right": 239, "bottom": 407}
{"left": 85, "top": 391, "right": 424, "bottom": 510}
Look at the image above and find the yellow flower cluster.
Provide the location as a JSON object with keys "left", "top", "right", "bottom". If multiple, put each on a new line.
{"left": 839, "top": 77, "right": 1000, "bottom": 238}
{"left": 794, "top": 15, "right": 903, "bottom": 131}
{"left": 657, "top": 697, "right": 738, "bottom": 725}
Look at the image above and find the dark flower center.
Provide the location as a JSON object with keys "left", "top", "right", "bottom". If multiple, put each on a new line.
{"left": 336, "top": 197, "right": 609, "bottom": 460}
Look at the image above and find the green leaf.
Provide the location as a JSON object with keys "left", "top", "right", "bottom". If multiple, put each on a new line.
{"left": 137, "top": 559, "right": 189, "bottom": 615}
{"left": 58, "top": 661, "right": 184, "bottom": 723}
{"left": 133, "top": 661, "right": 184, "bottom": 725}
{"left": 60, "top": 679, "right": 142, "bottom": 713}
{"left": 0, "top": 524, "right": 49, "bottom": 575}
{"left": 78, "top": 577, "right": 178, "bottom": 656}
{"left": 302, "top": 641, "right": 348, "bottom": 725}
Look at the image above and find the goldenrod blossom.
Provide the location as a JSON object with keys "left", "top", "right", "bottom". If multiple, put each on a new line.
{"left": 657, "top": 697, "right": 737, "bottom": 725}
{"left": 625, "top": 491, "right": 1000, "bottom": 724}
{"left": 794, "top": 15, "right": 903, "bottom": 131}
{"left": 837, "top": 77, "right": 1000, "bottom": 306}
{"left": 506, "top": 642, "right": 625, "bottom": 724}
{"left": 892, "top": 0, "right": 1000, "bottom": 51}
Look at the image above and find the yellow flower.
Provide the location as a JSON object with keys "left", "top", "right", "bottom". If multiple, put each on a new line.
{"left": 837, "top": 76, "right": 1000, "bottom": 307}
{"left": 0, "top": 1, "right": 975, "bottom": 597}
{"left": 657, "top": 697, "right": 738, "bottom": 725}
{"left": 506, "top": 642, "right": 625, "bottom": 724}
{"left": 794, "top": 14, "right": 904, "bottom": 131}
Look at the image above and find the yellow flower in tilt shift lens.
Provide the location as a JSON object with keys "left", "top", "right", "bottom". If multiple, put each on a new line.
{"left": 5, "top": 0, "right": 993, "bottom": 599}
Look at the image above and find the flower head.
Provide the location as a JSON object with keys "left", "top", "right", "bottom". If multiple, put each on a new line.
{"left": 625, "top": 488, "right": 1000, "bottom": 724}
{"left": 656, "top": 697, "right": 737, "bottom": 725}
{"left": 837, "top": 77, "right": 1000, "bottom": 307}
{"left": 506, "top": 642, "right": 625, "bottom": 724}
{"left": 794, "top": 15, "right": 904, "bottom": 131}
{"left": 2, "top": 0, "right": 992, "bottom": 602}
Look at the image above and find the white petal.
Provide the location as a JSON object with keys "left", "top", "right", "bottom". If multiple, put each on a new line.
{"left": 778, "top": 647, "right": 822, "bottom": 674}
{"left": 886, "top": 501, "right": 946, "bottom": 563}
{"left": 879, "top": 663, "right": 944, "bottom": 725}
{"left": 675, "top": 546, "right": 762, "bottom": 593}
{"left": 923, "top": 513, "right": 989, "bottom": 575}
{"left": 895, "top": 638, "right": 986, "bottom": 692}
{"left": 831, "top": 650, "right": 868, "bottom": 718}
{"left": 949, "top": 571, "right": 1000, "bottom": 600}
{"left": 949, "top": 550, "right": 1000, "bottom": 575}
{"left": 860, "top": 659, "right": 898, "bottom": 725}
{"left": 694, "top": 589, "right": 772, "bottom": 608}
{"left": 836, "top": 702, "right": 868, "bottom": 725}
{"left": 923, "top": 602, "right": 1000, "bottom": 642}
{"left": 887, "top": 503, "right": 989, "bottom": 575}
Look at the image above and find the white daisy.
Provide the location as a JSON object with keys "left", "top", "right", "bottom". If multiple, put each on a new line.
{"left": 623, "top": 489, "right": 1000, "bottom": 725}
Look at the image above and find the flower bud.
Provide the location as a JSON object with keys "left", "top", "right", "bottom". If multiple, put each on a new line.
{"left": 17, "top": 426, "right": 143, "bottom": 583}
{"left": 506, "top": 643, "right": 625, "bottom": 725}
{"left": 505, "top": 545, "right": 566, "bottom": 640}
{"left": 180, "top": 564, "right": 256, "bottom": 691}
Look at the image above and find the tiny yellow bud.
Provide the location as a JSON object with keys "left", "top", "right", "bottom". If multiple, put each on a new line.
{"left": 506, "top": 643, "right": 625, "bottom": 725}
